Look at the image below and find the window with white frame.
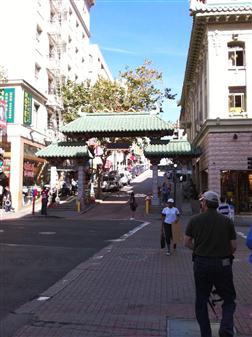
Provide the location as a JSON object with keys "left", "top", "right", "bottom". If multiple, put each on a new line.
{"left": 228, "top": 86, "right": 246, "bottom": 113}
{"left": 228, "top": 41, "right": 245, "bottom": 68}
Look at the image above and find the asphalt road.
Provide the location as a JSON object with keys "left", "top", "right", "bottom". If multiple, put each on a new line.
{"left": 0, "top": 218, "right": 140, "bottom": 322}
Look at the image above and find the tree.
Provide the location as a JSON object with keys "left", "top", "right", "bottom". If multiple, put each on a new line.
{"left": 61, "top": 60, "right": 176, "bottom": 122}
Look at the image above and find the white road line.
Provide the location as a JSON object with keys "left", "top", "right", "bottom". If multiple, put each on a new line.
{"left": 237, "top": 231, "right": 247, "bottom": 239}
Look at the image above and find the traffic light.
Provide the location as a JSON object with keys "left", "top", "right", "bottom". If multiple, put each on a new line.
{"left": 248, "top": 157, "right": 252, "bottom": 170}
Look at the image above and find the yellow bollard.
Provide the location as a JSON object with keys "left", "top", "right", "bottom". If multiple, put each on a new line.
{"left": 76, "top": 200, "right": 81, "bottom": 213}
{"left": 145, "top": 196, "right": 151, "bottom": 214}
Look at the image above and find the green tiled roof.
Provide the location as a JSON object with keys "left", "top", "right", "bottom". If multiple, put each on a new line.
{"left": 60, "top": 113, "right": 173, "bottom": 137}
{"left": 36, "top": 142, "right": 91, "bottom": 159}
{"left": 144, "top": 140, "right": 201, "bottom": 158}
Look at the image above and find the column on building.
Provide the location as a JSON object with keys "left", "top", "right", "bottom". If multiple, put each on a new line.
{"left": 9, "top": 137, "right": 24, "bottom": 211}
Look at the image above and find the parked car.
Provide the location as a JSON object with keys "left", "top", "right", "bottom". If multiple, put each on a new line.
{"left": 101, "top": 171, "right": 122, "bottom": 191}
{"left": 119, "top": 171, "right": 132, "bottom": 186}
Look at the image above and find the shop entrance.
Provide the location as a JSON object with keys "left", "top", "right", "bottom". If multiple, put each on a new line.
{"left": 221, "top": 170, "right": 252, "bottom": 213}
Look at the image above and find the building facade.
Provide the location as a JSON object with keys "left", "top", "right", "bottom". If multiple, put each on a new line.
{"left": 180, "top": 0, "right": 252, "bottom": 213}
{"left": 0, "top": 0, "right": 112, "bottom": 210}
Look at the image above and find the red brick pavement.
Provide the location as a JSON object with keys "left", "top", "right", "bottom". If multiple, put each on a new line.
{"left": 7, "top": 190, "right": 252, "bottom": 337}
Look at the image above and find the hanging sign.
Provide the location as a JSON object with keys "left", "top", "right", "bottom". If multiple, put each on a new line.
{"left": 0, "top": 88, "right": 15, "bottom": 123}
{"left": 23, "top": 91, "right": 32, "bottom": 126}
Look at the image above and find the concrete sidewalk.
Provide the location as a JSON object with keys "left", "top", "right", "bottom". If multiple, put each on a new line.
{"left": 1, "top": 196, "right": 250, "bottom": 337}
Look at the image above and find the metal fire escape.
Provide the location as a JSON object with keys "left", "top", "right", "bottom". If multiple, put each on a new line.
{"left": 46, "top": 0, "right": 67, "bottom": 142}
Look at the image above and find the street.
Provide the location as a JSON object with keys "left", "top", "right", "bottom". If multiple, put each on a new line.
{"left": 0, "top": 218, "right": 140, "bottom": 322}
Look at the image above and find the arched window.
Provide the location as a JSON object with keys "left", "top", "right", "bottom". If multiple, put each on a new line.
{"left": 228, "top": 41, "right": 245, "bottom": 67}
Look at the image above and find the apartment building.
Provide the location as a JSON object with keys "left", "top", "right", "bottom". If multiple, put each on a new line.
{"left": 0, "top": 0, "right": 112, "bottom": 210}
{"left": 180, "top": 0, "right": 252, "bottom": 213}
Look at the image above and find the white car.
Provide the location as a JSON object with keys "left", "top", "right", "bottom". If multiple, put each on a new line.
{"left": 119, "top": 171, "right": 132, "bottom": 185}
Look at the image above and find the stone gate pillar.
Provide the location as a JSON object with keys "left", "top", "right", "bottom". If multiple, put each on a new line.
{"left": 77, "top": 160, "right": 85, "bottom": 210}
{"left": 151, "top": 159, "right": 160, "bottom": 206}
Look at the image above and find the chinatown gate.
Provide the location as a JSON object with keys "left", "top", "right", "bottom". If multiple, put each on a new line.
{"left": 36, "top": 112, "right": 199, "bottom": 209}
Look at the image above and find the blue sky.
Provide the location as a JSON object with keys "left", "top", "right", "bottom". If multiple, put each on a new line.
{"left": 90, "top": 0, "right": 193, "bottom": 122}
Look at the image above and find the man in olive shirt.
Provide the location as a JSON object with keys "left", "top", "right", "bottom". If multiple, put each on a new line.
{"left": 184, "top": 191, "right": 237, "bottom": 337}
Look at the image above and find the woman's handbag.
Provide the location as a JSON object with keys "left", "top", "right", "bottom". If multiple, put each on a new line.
{"left": 160, "top": 231, "right": 166, "bottom": 249}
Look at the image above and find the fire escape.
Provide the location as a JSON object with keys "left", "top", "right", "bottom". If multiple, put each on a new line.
{"left": 46, "top": 0, "right": 67, "bottom": 142}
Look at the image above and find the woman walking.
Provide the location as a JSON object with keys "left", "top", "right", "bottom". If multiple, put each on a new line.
{"left": 129, "top": 192, "right": 137, "bottom": 220}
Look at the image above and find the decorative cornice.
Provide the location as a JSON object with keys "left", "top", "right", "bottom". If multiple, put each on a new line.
{"left": 192, "top": 118, "right": 252, "bottom": 146}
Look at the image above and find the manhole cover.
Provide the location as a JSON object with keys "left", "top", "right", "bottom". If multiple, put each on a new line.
{"left": 167, "top": 319, "right": 220, "bottom": 337}
{"left": 119, "top": 253, "right": 146, "bottom": 261}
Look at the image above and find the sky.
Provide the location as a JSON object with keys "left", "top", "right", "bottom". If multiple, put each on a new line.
{"left": 90, "top": 0, "right": 193, "bottom": 122}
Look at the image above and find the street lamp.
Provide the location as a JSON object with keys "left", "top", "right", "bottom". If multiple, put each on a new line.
{"left": 173, "top": 163, "right": 177, "bottom": 204}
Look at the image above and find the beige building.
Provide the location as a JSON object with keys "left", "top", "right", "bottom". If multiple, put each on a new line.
{"left": 180, "top": 0, "right": 252, "bottom": 213}
{"left": 0, "top": 0, "right": 112, "bottom": 210}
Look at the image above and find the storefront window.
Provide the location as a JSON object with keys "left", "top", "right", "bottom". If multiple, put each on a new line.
{"left": 221, "top": 170, "right": 252, "bottom": 213}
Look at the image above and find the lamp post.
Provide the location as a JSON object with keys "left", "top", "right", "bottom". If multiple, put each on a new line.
{"left": 173, "top": 163, "right": 177, "bottom": 204}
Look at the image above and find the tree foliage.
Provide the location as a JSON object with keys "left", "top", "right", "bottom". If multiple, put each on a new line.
{"left": 61, "top": 60, "right": 176, "bottom": 123}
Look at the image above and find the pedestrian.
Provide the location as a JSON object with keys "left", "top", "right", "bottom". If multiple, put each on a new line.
{"left": 3, "top": 186, "right": 13, "bottom": 212}
{"left": 161, "top": 198, "right": 180, "bottom": 255}
{"left": 218, "top": 196, "right": 234, "bottom": 221}
{"left": 184, "top": 190, "right": 237, "bottom": 337}
{"left": 161, "top": 182, "right": 170, "bottom": 205}
{"left": 129, "top": 191, "right": 137, "bottom": 220}
{"left": 41, "top": 186, "right": 49, "bottom": 215}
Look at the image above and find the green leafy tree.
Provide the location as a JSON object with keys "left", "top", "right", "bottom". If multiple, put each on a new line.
{"left": 61, "top": 60, "right": 176, "bottom": 122}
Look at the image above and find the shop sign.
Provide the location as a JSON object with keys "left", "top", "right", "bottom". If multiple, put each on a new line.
{"left": 23, "top": 91, "right": 32, "bottom": 126}
{"left": 24, "top": 161, "right": 35, "bottom": 178}
{"left": 0, "top": 88, "right": 15, "bottom": 123}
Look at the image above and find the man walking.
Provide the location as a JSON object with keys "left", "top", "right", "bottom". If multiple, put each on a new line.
{"left": 184, "top": 191, "right": 237, "bottom": 337}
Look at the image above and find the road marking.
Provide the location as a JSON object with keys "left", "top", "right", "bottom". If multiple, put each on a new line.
{"left": 37, "top": 296, "right": 50, "bottom": 301}
{"left": 237, "top": 231, "right": 247, "bottom": 239}
{"left": 0, "top": 229, "right": 4, "bottom": 233}
{"left": 38, "top": 231, "right": 56, "bottom": 235}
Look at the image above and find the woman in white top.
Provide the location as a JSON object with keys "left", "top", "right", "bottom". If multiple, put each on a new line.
{"left": 161, "top": 198, "right": 180, "bottom": 255}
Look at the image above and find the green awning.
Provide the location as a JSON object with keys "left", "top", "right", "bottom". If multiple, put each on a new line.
{"left": 60, "top": 112, "right": 174, "bottom": 138}
{"left": 144, "top": 140, "right": 201, "bottom": 158}
{"left": 36, "top": 142, "right": 92, "bottom": 159}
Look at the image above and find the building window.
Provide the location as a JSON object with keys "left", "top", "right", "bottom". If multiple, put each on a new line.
{"left": 35, "top": 63, "right": 41, "bottom": 79}
{"left": 228, "top": 86, "right": 246, "bottom": 113}
{"left": 36, "top": 25, "right": 42, "bottom": 42}
{"left": 228, "top": 41, "right": 245, "bottom": 68}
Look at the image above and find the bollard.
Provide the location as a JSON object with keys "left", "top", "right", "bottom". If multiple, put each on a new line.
{"left": 76, "top": 200, "right": 81, "bottom": 213}
{"left": 145, "top": 196, "right": 151, "bottom": 214}
{"left": 32, "top": 197, "right": 35, "bottom": 215}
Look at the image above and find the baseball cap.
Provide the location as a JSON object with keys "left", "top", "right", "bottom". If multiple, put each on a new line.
{"left": 200, "top": 191, "right": 219, "bottom": 203}
{"left": 167, "top": 198, "right": 174, "bottom": 203}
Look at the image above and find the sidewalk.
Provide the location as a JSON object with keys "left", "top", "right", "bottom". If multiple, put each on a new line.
{"left": 2, "top": 188, "right": 252, "bottom": 336}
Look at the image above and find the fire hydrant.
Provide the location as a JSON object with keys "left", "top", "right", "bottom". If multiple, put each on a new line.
{"left": 145, "top": 195, "right": 151, "bottom": 214}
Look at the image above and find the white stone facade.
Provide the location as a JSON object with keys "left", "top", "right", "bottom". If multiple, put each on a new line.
{"left": 0, "top": 0, "right": 112, "bottom": 210}
{"left": 180, "top": 0, "right": 252, "bottom": 213}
